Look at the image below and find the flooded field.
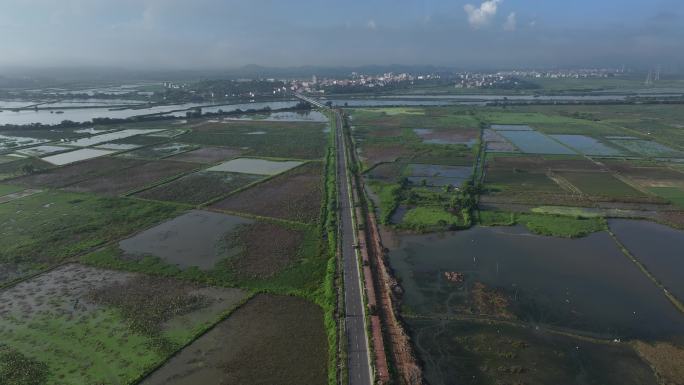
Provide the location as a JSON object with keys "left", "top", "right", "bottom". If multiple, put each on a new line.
{"left": 168, "top": 146, "right": 242, "bottom": 164}
{"left": 94, "top": 143, "right": 140, "bottom": 150}
{"left": 491, "top": 124, "right": 534, "bottom": 131}
{"left": 498, "top": 130, "right": 576, "bottom": 155}
{"left": 207, "top": 157, "right": 302, "bottom": 175}
{"left": 140, "top": 294, "right": 327, "bottom": 385}
{"left": 407, "top": 163, "right": 472, "bottom": 187}
{"left": 409, "top": 318, "right": 658, "bottom": 385}
{"left": 609, "top": 219, "right": 684, "bottom": 302}
{"left": 119, "top": 142, "right": 197, "bottom": 159}
{"left": 610, "top": 139, "right": 683, "bottom": 158}
{"left": 388, "top": 226, "right": 684, "bottom": 339}
{"left": 16, "top": 145, "right": 71, "bottom": 157}
{"left": 483, "top": 129, "right": 518, "bottom": 152}
{"left": 136, "top": 171, "right": 263, "bottom": 205}
{"left": 0, "top": 263, "right": 248, "bottom": 385}
{"left": 66, "top": 128, "right": 165, "bottom": 147}
{"left": 387, "top": 223, "right": 684, "bottom": 384}
{"left": 224, "top": 110, "right": 328, "bottom": 122}
{"left": 119, "top": 210, "right": 253, "bottom": 270}
{"left": 413, "top": 128, "right": 478, "bottom": 146}
{"left": 0, "top": 133, "right": 48, "bottom": 151}
{"left": 64, "top": 160, "right": 197, "bottom": 195}
{"left": 41, "top": 148, "right": 115, "bottom": 165}
{"left": 550, "top": 134, "right": 624, "bottom": 156}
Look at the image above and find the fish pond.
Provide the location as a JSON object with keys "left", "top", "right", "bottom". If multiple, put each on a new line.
{"left": 610, "top": 139, "right": 684, "bottom": 158}
{"left": 388, "top": 225, "right": 684, "bottom": 384}
{"left": 497, "top": 131, "right": 576, "bottom": 155}
{"left": 388, "top": 225, "right": 684, "bottom": 339}
{"left": 41, "top": 148, "right": 115, "bottom": 165}
{"left": 406, "top": 163, "right": 472, "bottom": 187}
{"left": 207, "top": 158, "right": 302, "bottom": 175}
{"left": 550, "top": 135, "right": 624, "bottom": 156}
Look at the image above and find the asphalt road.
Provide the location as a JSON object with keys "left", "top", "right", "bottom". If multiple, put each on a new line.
{"left": 335, "top": 111, "right": 373, "bottom": 385}
{"left": 292, "top": 94, "right": 373, "bottom": 385}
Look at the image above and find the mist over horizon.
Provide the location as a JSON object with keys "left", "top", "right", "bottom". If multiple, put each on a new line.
{"left": 1, "top": 0, "right": 682, "bottom": 73}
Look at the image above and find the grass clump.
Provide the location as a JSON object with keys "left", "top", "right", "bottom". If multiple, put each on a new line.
{"left": 0, "top": 346, "right": 48, "bottom": 385}
{"left": 400, "top": 206, "right": 461, "bottom": 232}
{"left": 519, "top": 213, "right": 606, "bottom": 238}
{"left": 368, "top": 181, "right": 401, "bottom": 224}
{"left": 478, "top": 210, "right": 606, "bottom": 238}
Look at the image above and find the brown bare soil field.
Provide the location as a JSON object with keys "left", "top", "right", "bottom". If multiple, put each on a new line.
{"left": 415, "top": 127, "right": 479, "bottom": 145}
{"left": 633, "top": 341, "right": 684, "bottom": 385}
{"left": 211, "top": 162, "right": 323, "bottom": 223}
{"left": 360, "top": 144, "right": 414, "bottom": 168}
{"left": 11, "top": 157, "right": 145, "bottom": 188}
{"left": 226, "top": 222, "right": 304, "bottom": 279}
{"left": 135, "top": 171, "right": 262, "bottom": 205}
{"left": 140, "top": 294, "right": 327, "bottom": 385}
{"left": 167, "top": 146, "right": 242, "bottom": 164}
{"left": 65, "top": 160, "right": 197, "bottom": 196}
{"left": 488, "top": 156, "right": 600, "bottom": 172}
{"left": 366, "top": 162, "right": 406, "bottom": 182}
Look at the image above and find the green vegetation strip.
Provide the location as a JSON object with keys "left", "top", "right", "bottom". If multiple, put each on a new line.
{"left": 479, "top": 210, "right": 607, "bottom": 238}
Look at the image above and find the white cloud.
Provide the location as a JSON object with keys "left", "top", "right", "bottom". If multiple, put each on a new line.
{"left": 367, "top": 19, "right": 377, "bottom": 30}
{"left": 503, "top": 12, "right": 516, "bottom": 31}
{"left": 464, "top": 0, "right": 501, "bottom": 29}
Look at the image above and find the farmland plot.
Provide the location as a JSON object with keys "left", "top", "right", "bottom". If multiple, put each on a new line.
{"left": 0, "top": 264, "right": 248, "bottom": 385}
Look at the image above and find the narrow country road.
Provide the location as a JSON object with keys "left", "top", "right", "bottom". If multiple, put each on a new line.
{"left": 335, "top": 109, "right": 373, "bottom": 385}
{"left": 294, "top": 94, "right": 373, "bottom": 385}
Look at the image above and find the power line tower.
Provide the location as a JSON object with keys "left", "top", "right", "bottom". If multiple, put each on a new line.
{"left": 645, "top": 69, "right": 653, "bottom": 86}
{"left": 655, "top": 65, "right": 661, "bottom": 81}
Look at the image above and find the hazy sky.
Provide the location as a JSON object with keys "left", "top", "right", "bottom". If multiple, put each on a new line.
{"left": 0, "top": 0, "right": 682, "bottom": 70}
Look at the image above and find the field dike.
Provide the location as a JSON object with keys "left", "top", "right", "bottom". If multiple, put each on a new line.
{"left": 607, "top": 229, "right": 684, "bottom": 314}
{"left": 344, "top": 111, "right": 423, "bottom": 385}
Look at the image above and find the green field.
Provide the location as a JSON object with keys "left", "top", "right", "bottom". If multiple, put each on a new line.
{"left": 558, "top": 171, "right": 646, "bottom": 198}
{"left": 399, "top": 206, "right": 462, "bottom": 232}
{"left": 479, "top": 210, "right": 607, "bottom": 238}
{"left": 0, "top": 264, "right": 248, "bottom": 385}
{"left": 0, "top": 190, "right": 182, "bottom": 284}
{"left": 178, "top": 120, "right": 327, "bottom": 159}
{"left": 0, "top": 183, "right": 22, "bottom": 196}
{"left": 649, "top": 187, "right": 684, "bottom": 209}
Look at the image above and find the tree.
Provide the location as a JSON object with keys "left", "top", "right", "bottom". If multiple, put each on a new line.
{"left": 21, "top": 163, "right": 35, "bottom": 175}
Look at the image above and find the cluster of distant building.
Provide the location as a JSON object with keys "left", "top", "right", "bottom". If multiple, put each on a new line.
{"left": 160, "top": 67, "right": 632, "bottom": 98}
{"left": 290, "top": 72, "right": 441, "bottom": 93}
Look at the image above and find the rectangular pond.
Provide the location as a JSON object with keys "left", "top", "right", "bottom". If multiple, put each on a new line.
{"left": 550, "top": 135, "right": 623, "bottom": 156}
{"left": 41, "top": 148, "right": 115, "bottom": 166}
{"left": 609, "top": 219, "right": 684, "bottom": 302}
{"left": 16, "top": 145, "right": 71, "bottom": 157}
{"left": 407, "top": 163, "right": 472, "bottom": 187}
{"left": 610, "top": 139, "right": 684, "bottom": 158}
{"left": 388, "top": 225, "right": 684, "bottom": 339}
{"left": 66, "top": 129, "right": 165, "bottom": 147}
{"left": 207, "top": 158, "right": 302, "bottom": 175}
{"left": 498, "top": 130, "right": 576, "bottom": 155}
{"left": 491, "top": 124, "right": 534, "bottom": 131}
